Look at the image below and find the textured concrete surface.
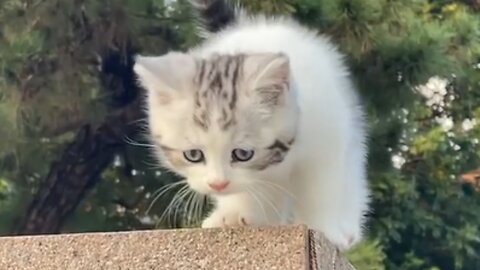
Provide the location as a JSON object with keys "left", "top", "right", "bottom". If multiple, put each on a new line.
{"left": 308, "top": 230, "right": 356, "bottom": 270}
{"left": 0, "top": 225, "right": 354, "bottom": 270}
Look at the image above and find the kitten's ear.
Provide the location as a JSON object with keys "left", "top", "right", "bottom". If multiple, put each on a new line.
{"left": 134, "top": 52, "right": 196, "bottom": 104}
{"left": 244, "top": 53, "right": 290, "bottom": 89}
{"left": 244, "top": 53, "right": 290, "bottom": 107}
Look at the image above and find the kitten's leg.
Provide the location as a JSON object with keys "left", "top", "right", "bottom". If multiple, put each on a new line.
{"left": 202, "top": 191, "right": 286, "bottom": 228}
{"left": 293, "top": 154, "right": 369, "bottom": 251}
{"left": 334, "top": 146, "right": 370, "bottom": 250}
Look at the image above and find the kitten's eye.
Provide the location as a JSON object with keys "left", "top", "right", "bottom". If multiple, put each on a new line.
{"left": 183, "top": 149, "right": 205, "bottom": 163}
{"left": 232, "top": 148, "right": 255, "bottom": 162}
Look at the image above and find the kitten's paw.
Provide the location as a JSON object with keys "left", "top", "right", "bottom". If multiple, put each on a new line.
{"left": 201, "top": 209, "right": 256, "bottom": 228}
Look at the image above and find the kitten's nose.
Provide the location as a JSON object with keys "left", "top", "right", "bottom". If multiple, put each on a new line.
{"left": 208, "top": 180, "right": 230, "bottom": 191}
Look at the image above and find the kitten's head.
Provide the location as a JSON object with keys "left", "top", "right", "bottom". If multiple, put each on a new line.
{"left": 134, "top": 52, "right": 298, "bottom": 195}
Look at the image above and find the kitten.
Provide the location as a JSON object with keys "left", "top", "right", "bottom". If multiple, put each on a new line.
{"left": 133, "top": 0, "right": 370, "bottom": 251}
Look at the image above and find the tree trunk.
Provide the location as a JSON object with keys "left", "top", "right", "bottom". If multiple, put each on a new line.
{"left": 12, "top": 0, "right": 180, "bottom": 235}
{"left": 12, "top": 0, "right": 145, "bottom": 234}
{"left": 14, "top": 102, "right": 143, "bottom": 235}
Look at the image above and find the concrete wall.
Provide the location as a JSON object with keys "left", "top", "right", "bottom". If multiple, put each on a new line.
{"left": 0, "top": 225, "right": 355, "bottom": 270}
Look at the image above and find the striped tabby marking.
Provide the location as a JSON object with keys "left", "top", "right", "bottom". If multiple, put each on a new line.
{"left": 193, "top": 54, "right": 244, "bottom": 131}
{"left": 250, "top": 138, "right": 296, "bottom": 171}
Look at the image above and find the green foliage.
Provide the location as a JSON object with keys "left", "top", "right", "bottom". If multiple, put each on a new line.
{"left": 347, "top": 239, "right": 386, "bottom": 270}
{"left": 241, "top": 0, "right": 297, "bottom": 14}
{"left": 0, "top": 0, "right": 479, "bottom": 269}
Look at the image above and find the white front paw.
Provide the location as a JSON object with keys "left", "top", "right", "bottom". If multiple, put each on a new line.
{"left": 201, "top": 209, "right": 257, "bottom": 228}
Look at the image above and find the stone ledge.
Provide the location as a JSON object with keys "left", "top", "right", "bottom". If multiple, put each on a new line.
{"left": 0, "top": 225, "right": 355, "bottom": 270}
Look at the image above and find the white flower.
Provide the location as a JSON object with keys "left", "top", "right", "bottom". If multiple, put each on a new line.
{"left": 426, "top": 76, "right": 448, "bottom": 95}
{"left": 417, "top": 84, "right": 434, "bottom": 99}
{"left": 436, "top": 116, "right": 454, "bottom": 132}
{"left": 426, "top": 93, "right": 444, "bottom": 107}
{"left": 392, "top": 154, "right": 406, "bottom": 169}
{"left": 416, "top": 76, "right": 449, "bottom": 108}
{"left": 461, "top": 118, "right": 476, "bottom": 131}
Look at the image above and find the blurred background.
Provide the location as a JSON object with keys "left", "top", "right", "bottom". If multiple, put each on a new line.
{"left": 0, "top": 0, "right": 479, "bottom": 269}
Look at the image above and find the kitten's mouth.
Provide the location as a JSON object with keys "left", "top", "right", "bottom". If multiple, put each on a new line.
{"left": 206, "top": 188, "right": 245, "bottom": 196}
{"left": 192, "top": 186, "right": 235, "bottom": 196}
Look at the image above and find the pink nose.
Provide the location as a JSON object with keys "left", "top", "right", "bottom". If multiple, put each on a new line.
{"left": 208, "top": 181, "right": 230, "bottom": 191}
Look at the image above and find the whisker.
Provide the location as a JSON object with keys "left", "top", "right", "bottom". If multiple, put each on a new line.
{"left": 254, "top": 187, "right": 282, "bottom": 221}
{"left": 125, "top": 139, "right": 157, "bottom": 149}
{"left": 123, "top": 134, "right": 159, "bottom": 148}
{"left": 141, "top": 158, "right": 160, "bottom": 167}
{"left": 128, "top": 118, "right": 149, "bottom": 125}
{"left": 190, "top": 192, "right": 200, "bottom": 226}
{"left": 255, "top": 180, "right": 298, "bottom": 202}
{"left": 151, "top": 180, "right": 187, "bottom": 198}
{"left": 146, "top": 181, "right": 187, "bottom": 215}
{"left": 246, "top": 186, "right": 269, "bottom": 223}
{"left": 178, "top": 188, "right": 194, "bottom": 226}
{"left": 183, "top": 190, "right": 196, "bottom": 226}
{"left": 194, "top": 193, "right": 207, "bottom": 225}
{"left": 159, "top": 185, "right": 189, "bottom": 227}
{"left": 170, "top": 186, "right": 191, "bottom": 227}
{"left": 157, "top": 189, "right": 179, "bottom": 227}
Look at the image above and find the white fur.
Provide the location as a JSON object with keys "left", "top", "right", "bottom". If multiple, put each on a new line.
{"left": 135, "top": 16, "right": 370, "bottom": 251}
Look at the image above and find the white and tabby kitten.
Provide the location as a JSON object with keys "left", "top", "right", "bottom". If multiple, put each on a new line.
{"left": 133, "top": 0, "right": 370, "bottom": 250}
